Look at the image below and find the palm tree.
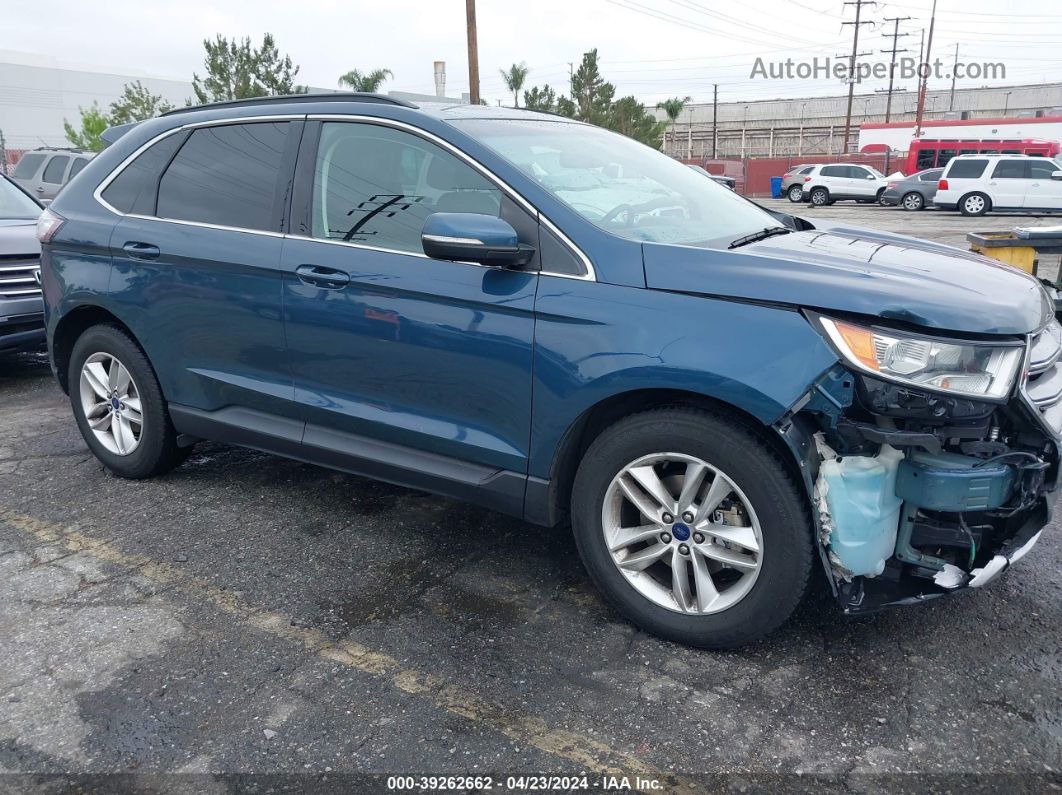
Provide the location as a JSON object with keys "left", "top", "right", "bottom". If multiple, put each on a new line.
{"left": 499, "top": 63, "right": 530, "bottom": 108}
{"left": 656, "top": 96, "right": 691, "bottom": 154}
{"left": 338, "top": 68, "right": 393, "bottom": 93}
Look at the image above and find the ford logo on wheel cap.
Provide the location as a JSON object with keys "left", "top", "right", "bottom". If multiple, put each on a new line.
{"left": 671, "top": 523, "right": 691, "bottom": 541}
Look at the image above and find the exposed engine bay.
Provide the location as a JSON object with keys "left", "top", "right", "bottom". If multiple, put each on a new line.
{"left": 777, "top": 318, "right": 1060, "bottom": 613}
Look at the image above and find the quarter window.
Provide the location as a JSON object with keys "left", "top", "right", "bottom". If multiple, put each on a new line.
{"left": 12, "top": 154, "right": 44, "bottom": 179}
{"left": 311, "top": 122, "right": 502, "bottom": 254}
{"left": 42, "top": 156, "right": 69, "bottom": 184}
{"left": 69, "top": 158, "right": 90, "bottom": 179}
{"left": 157, "top": 122, "right": 290, "bottom": 231}
{"left": 946, "top": 159, "right": 988, "bottom": 179}
{"left": 101, "top": 131, "right": 188, "bottom": 215}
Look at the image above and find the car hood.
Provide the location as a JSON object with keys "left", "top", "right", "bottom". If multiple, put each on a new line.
{"left": 0, "top": 220, "right": 40, "bottom": 257}
{"left": 643, "top": 226, "right": 1051, "bottom": 335}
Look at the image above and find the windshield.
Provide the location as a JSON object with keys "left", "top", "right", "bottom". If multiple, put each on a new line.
{"left": 452, "top": 118, "right": 783, "bottom": 248}
{"left": 0, "top": 177, "right": 42, "bottom": 219}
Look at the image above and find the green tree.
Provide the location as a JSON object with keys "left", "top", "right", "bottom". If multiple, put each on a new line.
{"left": 570, "top": 49, "right": 615, "bottom": 125}
{"left": 655, "top": 96, "right": 691, "bottom": 153}
{"left": 499, "top": 62, "right": 529, "bottom": 107}
{"left": 611, "top": 96, "right": 665, "bottom": 148}
{"left": 192, "top": 33, "right": 306, "bottom": 104}
{"left": 523, "top": 85, "right": 556, "bottom": 112}
{"left": 63, "top": 102, "right": 109, "bottom": 152}
{"left": 109, "top": 80, "right": 175, "bottom": 124}
{"left": 338, "top": 68, "right": 393, "bottom": 92}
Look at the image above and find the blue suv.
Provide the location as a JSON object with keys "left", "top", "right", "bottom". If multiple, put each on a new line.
{"left": 39, "top": 94, "right": 1058, "bottom": 647}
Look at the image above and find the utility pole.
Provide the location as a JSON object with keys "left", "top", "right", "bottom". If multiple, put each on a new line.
{"left": 711, "top": 84, "right": 718, "bottom": 159}
{"left": 841, "top": 0, "right": 877, "bottom": 154}
{"left": 0, "top": 128, "right": 6, "bottom": 175}
{"left": 465, "top": 0, "right": 480, "bottom": 105}
{"left": 948, "top": 42, "right": 959, "bottom": 111}
{"left": 914, "top": 0, "right": 937, "bottom": 138}
{"left": 880, "top": 16, "right": 911, "bottom": 123}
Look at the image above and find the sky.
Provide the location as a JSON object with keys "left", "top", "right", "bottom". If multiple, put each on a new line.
{"left": 6, "top": 0, "right": 1062, "bottom": 107}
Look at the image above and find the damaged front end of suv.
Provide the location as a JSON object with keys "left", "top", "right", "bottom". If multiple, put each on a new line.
{"left": 777, "top": 310, "right": 1059, "bottom": 613}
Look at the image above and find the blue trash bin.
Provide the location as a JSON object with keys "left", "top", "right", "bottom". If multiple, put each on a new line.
{"left": 770, "top": 176, "right": 783, "bottom": 199}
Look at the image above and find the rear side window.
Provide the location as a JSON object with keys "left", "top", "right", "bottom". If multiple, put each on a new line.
{"left": 13, "top": 154, "right": 45, "bottom": 179}
{"left": 1028, "top": 160, "right": 1057, "bottom": 179}
{"left": 992, "top": 160, "right": 1026, "bottom": 179}
{"left": 820, "top": 166, "right": 845, "bottom": 177}
{"left": 946, "top": 159, "right": 988, "bottom": 179}
{"left": 42, "top": 156, "right": 69, "bottom": 184}
{"left": 101, "top": 132, "right": 188, "bottom": 215}
{"left": 157, "top": 122, "right": 290, "bottom": 231}
{"left": 919, "top": 169, "right": 943, "bottom": 182}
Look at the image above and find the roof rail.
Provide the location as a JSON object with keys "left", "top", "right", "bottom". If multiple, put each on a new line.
{"left": 161, "top": 92, "right": 418, "bottom": 117}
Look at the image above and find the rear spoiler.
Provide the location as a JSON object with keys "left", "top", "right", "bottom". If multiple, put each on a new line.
{"left": 100, "top": 122, "right": 140, "bottom": 149}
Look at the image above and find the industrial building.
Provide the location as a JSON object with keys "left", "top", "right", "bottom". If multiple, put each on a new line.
{"left": 658, "top": 82, "right": 1062, "bottom": 160}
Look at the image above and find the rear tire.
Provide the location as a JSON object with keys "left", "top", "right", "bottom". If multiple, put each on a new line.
{"left": 959, "top": 192, "right": 990, "bottom": 217}
{"left": 787, "top": 184, "right": 804, "bottom": 202}
{"left": 68, "top": 325, "right": 188, "bottom": 479}
{"left": 570, "top": 408, "right": 813, "bottom": 649}
{"left": 901, "top": 192, "right": 924, "bottom": 211}
{"left": 809, "top": 187, "right": 830, "bottom": 207}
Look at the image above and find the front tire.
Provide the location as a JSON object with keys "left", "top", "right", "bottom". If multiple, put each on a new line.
{"left": 69, "top": 325, "right": 188, "bottom": 479}
{"left": 571, "top": 408, "right": 813, "bottom": 649}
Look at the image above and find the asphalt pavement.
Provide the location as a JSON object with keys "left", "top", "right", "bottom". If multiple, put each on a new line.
{"left": 1, "top": 203, "right": 1060, "bottom": 793}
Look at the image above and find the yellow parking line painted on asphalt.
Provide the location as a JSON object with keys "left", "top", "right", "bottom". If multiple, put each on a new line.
{"left": 0, "top": 508, "right": 694, "bottom": 791}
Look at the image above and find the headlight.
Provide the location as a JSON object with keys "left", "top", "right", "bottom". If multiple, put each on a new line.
{"left": 819, "top": 317, "right": 1023, "bottom": 400}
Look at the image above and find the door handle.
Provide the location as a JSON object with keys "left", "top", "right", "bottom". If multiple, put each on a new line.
{"left": 296, "top": 264, "right": 350, "bottom": 288}
{"left": 122, "top": 241, "right": 161, "bottom": 261}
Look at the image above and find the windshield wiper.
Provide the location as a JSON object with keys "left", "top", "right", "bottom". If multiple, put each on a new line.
{"left": 728, "top": 226, "right": 793, "bottom": 249}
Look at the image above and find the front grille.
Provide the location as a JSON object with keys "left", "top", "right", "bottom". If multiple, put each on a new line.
{"left": 1025, "top": 320, "right": 1062, "bottom": 434}
{"left": 0, "top": 257, "right": 42, "bottom": 299}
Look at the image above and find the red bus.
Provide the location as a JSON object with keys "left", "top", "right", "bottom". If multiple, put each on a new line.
{"left": 907, "top": 138, "right": 1060, "bottom": 173}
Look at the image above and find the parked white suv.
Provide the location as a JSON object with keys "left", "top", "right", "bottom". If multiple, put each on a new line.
{"left": 934, "top": 154, "right": 1062, "bottom": 216}
{"left": 10, "top": 147, "right": 94, "bottom": 203}
{"left": 800, "top": 163, "right": 890, "bottom": 206}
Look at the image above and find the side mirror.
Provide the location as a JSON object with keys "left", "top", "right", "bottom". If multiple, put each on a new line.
{"left": 866, "top": 174, "right": 877, "bottom": 179}
{"left": 421, "top": 213, "right": 535, "bottom": 267}
{"left": 1052, "top": 171, "right": 1062, "bottom": 181}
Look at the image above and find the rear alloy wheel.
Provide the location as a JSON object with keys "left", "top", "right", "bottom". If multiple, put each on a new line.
{"left": 69, "top": 324, "right": 189, "bottom": 479}
{"left": 809, "top": 187, "right": 829, "bottom": 206}
{"left": 787, "top": 184, "right": 804, "bottom": 202}
{"left": 960, "top": 192, "right": 990, "bottom": 217}
{"left": 901, "top": 192, "right": 924, "bottom": 211}
{"left": 80, "top": 352, "right": 144, "bottom": 456}
{"left": 571, "top": 408, "right": 813, "bottom": 648}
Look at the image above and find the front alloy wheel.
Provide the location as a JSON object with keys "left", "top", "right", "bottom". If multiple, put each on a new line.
{"left": 80, "top": 352, "right": 144, "bottom": 455}
{"left": 570, "top": 408, "right": 813, "bottom": 648}
{"left": 602, "top": 453, "right": 762, "bottom": 614}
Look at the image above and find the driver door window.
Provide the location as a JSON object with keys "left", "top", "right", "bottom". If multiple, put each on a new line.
{"left": 311, "top": 122, "right": 502, "bottom": 254}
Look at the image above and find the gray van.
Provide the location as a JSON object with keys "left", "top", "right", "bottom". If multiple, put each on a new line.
{"left": 10, "top": 148, "right": 94, "bottom": 203}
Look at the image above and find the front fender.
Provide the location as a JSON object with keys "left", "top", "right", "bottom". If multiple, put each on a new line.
{"left": 528, "top": 277, "right": 838, "bottom": 478}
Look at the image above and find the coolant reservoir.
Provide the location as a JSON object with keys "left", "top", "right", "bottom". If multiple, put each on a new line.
{"left": 818, "top": 444, "right": 903, "bottom": 577}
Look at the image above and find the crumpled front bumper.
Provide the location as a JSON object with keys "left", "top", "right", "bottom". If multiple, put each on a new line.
{"left": 837, "top": 497, "right": 1049, "bottom": 614}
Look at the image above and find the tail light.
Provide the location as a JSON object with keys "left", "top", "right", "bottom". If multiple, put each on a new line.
{"left": 36, "top": 208, "right": 65, "bottom": 243}
{"left": 886, "top": 182, "right": 897, "bottom": 189}
{"left": 938, "top": 179, "right": 949, "bottom": 190}
{"left": 804, "top": 176, "right": 812, "bottom": 182}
